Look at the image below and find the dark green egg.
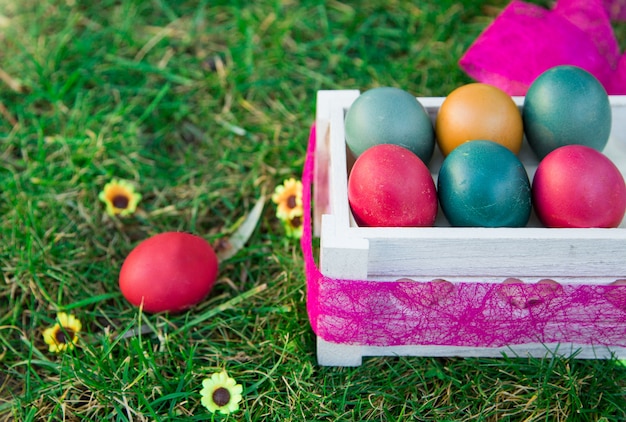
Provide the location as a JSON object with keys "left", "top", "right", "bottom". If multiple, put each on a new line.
{"left": 437, "top": 140, "right": 531, "bottom": 227}
{"left": 523, "top": 65, "right": 611, "bottom": 160}
{"left": 344, "top": 87, "right": 435, "bottom": 163}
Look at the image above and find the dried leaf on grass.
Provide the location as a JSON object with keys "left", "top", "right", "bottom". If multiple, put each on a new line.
{"left": 215, "top": 195, "right": 265, "bottom": 262}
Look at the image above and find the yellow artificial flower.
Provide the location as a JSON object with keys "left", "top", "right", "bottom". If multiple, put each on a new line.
{"left": 271, "top": 178, "right": 303, "bottom": 221}
{"left": 200, "top": 370, "right": 243, "bottom": 415}
{"left": 284, "top": 210, "right": 304, "bottom": 239}
{"left": 42, "top": 312, "right": 82, "bottom": 353}
{"left": 98, "top": 179, "right": 142, "bottom": 217}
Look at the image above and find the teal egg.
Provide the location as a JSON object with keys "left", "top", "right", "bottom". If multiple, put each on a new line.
{"left": 344, "top": 87, "right": 435, "bottom": 163}
{"left": 437, "top": 140, "right": 531, "bottom": 227}
{"left": 523, "top": 65, "right": 611, "bottom": 160}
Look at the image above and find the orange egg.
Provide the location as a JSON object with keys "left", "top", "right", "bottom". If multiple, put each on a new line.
{"left": 435, "top": 83, "right": 523, "bottom": 156}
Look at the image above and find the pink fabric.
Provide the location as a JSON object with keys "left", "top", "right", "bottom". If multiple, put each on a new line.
{"left": 605, "top": 0, "right": 626, "bottom": 20}
{"left": 301, "top": 124, "right": 626, "bottom": 348}
{"left": 459, "top": 0, "right": 626, "bottom": 95}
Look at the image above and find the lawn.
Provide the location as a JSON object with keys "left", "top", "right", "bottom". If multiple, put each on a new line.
{"left": 1, "top": 0, "right": 625, "bottom": 420}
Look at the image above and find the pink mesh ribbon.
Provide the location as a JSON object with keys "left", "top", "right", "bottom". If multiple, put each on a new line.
{"left": 459, "top": 0, "right": 626, "bottom": 95}
{"left": 301, "top": 124, "right": 626, "bottom": 348}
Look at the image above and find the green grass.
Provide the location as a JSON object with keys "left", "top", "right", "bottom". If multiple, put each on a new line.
{"left": 1, "top": 0, "right": 625, "bottom": 420}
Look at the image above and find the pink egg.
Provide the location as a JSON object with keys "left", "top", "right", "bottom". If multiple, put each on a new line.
{"left": 532, "top": 145, "right": 626, "bottom": 228}
{"left": 347, "top": 144, "right": 437, "bottom": 227}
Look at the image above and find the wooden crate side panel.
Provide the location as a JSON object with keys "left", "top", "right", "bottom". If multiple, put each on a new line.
{"left": 320, "top": 214, "right": 369, "bottom": 280}
{"left": 314, "top": 90, "right": 360, "bottom": 236}
{"left": 365, "top": 235, "right": 626, "bottom": 280}
{"left": 317, "top": 337, "right": 626, "bottom": 366}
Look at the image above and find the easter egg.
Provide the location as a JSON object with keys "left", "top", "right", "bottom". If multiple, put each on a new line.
{"left": 532, "top": 145, "right": 626, "bottom": 228}
{"left": 523, "top": 65, "right": 611, "bottom": 160}
{"left": 344, "top": 87, "right": 435, "bottom": 163}
{"left": 435, "top": 83, "right": 523, "bottom": 156}
{"left": 437, "top": 140, "right": 531, "bottom": 227}
{"left": 119, "top": 232, "right": 219, "bottom": 313}
{"left": 348, "top": 144, "right": 437, "bottom": 227}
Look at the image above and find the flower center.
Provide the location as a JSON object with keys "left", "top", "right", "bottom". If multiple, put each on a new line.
{"left": 286, "top": 195, "right": 297, "bottom": 209}
{"left": 212, "top": 387, "right": 231, "bottom": 407}
{"left": 112, "top": 194, "right": 129, "bottom": 209}
{"left": 55, "top": 328, "right": 75, "bottom": 344}
{"left": 289, "top": 216, "right": 302, "bottom": 228}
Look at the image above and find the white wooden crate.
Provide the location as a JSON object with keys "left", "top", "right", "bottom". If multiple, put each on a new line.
{"left": 310, "top": 90, "right": 626, "bottom": 366}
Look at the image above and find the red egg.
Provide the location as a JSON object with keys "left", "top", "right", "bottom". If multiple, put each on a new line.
{"left": 532, "top": 145, "right": 626, "bottom": 228}
{"left": 348, "top": 144, "right": 437, "bottom": 227}
{"left": 119, "top": 232, "right": 219, "bottom": 313}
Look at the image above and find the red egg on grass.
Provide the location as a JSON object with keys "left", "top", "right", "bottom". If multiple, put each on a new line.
{"left": 119, "top": 232, "right": 219, "bottom": 313}
{"left": 532, "top": 145, "right": 626, "bottom": 228}
{"left": 347, "top": 144, "right": 438, "bottom": 227}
